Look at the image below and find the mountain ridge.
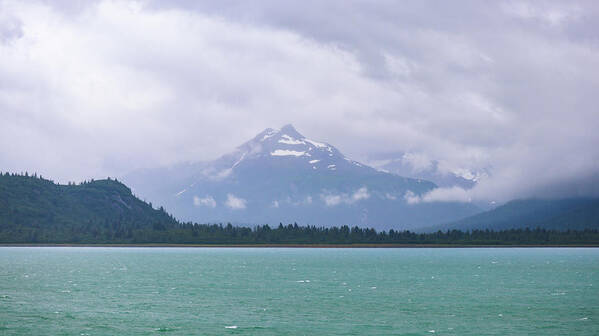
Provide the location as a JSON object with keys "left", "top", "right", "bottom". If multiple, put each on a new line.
{"left": 432, "top": 198, "right": 599, "bottom": 232}
{"left": 122, "top": 125, "right": 480, "bottom": 230}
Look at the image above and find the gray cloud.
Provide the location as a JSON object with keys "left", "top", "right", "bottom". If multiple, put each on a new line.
{"left": 0, "top": 0, "right": 597, "bottom": 202}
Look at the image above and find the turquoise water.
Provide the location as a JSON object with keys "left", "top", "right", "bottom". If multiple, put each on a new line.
{"left": 0, "top": 247, "right": 597, "bottom": 335}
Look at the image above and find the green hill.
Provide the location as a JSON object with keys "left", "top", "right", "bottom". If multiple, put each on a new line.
{"left": 0, "top": 173, "right": 179, "bottom": 243}
{"left": 436, "top": 198, "right": 599, "bottom": 232}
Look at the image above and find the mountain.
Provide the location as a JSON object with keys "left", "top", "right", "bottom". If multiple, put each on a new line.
{"left": 434, "top": 198, "right": 599, "bottom": 232}
{"left": 0, "top": 173, "right": 178, "bottom": 242}
{"left": 122, "top": 125, "right": 480, "bottom": 230}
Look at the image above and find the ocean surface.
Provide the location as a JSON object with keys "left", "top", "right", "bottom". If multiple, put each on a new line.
{"left": 0, "top": 247, "right": 597, "bottom": 335}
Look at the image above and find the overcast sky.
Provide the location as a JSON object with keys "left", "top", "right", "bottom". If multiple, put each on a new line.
{"left": 1, "top": 0, "right": 598, "bottom": 202}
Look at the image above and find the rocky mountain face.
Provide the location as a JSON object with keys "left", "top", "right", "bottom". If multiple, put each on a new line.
{"left": 123, "top": 125, "right": 480, "bottom": 230}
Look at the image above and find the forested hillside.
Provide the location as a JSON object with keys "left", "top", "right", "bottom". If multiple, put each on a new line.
{"left": 0, "top": 173, "right": 178, "bottom": 242}
{"left": 437, "top": 198, "right": 599, "bottom": 232}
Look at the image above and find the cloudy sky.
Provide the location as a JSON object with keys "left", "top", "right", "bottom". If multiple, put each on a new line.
{"left": 1, "top": 0, "right": 598, "bottom": 202}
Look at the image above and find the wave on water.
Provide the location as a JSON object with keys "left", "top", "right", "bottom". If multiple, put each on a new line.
{"left": 225, "top": 325, "right": 238, "bottom": 329}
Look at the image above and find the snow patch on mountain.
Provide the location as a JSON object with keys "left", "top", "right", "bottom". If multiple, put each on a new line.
{"left": 271, "top": 149, "right": 309, "bottom": 157}
{"left": 232, "top": 152, "right": 247, "bottom": 168}
{"left": 261, "top": 128, "right": 278, "bottom": 141}
{"left": 278, "top": 134, "right": 305, "bottom": 145}
{"left": 304, "top": 138, "right": 327, "bottom": 149}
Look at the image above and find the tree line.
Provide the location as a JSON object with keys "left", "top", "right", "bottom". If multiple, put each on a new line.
{"left": 3, "top": 220, "right": 598, "bottom": 245}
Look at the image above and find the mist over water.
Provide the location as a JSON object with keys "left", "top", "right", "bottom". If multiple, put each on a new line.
{"left": 1, "top": 247, "right": 597, "bottom": 335}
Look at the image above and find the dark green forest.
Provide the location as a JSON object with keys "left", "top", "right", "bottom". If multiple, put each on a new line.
{"left": 1, "top": 173, "right": 598, "bottom": 245}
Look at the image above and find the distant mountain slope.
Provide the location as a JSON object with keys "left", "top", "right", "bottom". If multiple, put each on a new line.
{"left": 123, "top": 124, "right": 480, "bottom": 230}
{"left": 435, "top": 198, "right": 599, "bottom": 232}
{"left": 0, "top": 173, "right": 178, "bottom": 242}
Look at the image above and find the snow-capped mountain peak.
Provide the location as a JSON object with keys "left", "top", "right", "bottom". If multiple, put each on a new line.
{"left": 224, "top": 124, "right": 364, "bottom": 173}
{"left": 255, "top": 124, "right": 331, "bottom": 152}
{"left": 122, "top": 125, "right": 480, "bottom": 230}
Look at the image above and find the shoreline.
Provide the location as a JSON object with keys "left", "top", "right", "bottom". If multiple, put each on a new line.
{"left": 1, "top": 243, "right": 598, "bottom": 248}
